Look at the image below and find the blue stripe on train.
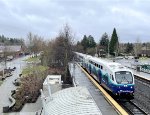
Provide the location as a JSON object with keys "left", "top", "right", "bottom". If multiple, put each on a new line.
{"left": 90, "top": 65, "right": 134, "bottom": 95}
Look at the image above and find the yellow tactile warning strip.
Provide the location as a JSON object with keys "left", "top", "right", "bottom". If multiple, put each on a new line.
{"left": 77, "top": 63, "right": 129, "bottom": 115}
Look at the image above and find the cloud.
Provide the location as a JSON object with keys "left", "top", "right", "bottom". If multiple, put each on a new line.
{"left": 0, "top": 0, "right": 150, "bottom": 42}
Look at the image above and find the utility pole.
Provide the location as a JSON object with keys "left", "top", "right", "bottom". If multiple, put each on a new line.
{"left": 107, "top": 37, "right": 109, "bottom": 58}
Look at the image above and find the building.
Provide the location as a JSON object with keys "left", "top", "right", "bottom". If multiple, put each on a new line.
{"left": 139, "top": 50, "right": 150, "bottom": 57}
{"left": 43, "top": 75, "right": 62, "bottom": 95}
{"left": 41, "top": 86, "right": 102, "bottom": 115}
{"left": 39, "top": 75, "right": 102, "bottom": 115}
{"left": 0, "top": 45, "right": 23, "bottom": 58}
{"left": 98, "top": 46, "right": 107, "bottom": 57}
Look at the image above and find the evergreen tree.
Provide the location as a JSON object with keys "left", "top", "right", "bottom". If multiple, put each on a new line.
{"left": 87, "top": 35, "right": 96, "bottom": 48}
{"left": 80, "top": 35, "right": 96, "bottom": 54}
{"left": 109, "top": 28, "right": 119, "bottom": 56}
{"left": 81, "top": 35, "right": 88, "bottom": 53}
{"left": 1, "top": 35, "right": 5, "bottom": 43}
{"left": 75, "top": 41, "right": 84, "bottom": 53}
{"left": 99, "top": 32, "right": 109, "bottom": 52}
{"left": 10, "top": 38, "right": 14, "bottom": 45}
{"left": 125, "top": 42, "right": 134, "bottom": 54}
{"left": 0, "top": 34, "right": 24, "bottom": 45}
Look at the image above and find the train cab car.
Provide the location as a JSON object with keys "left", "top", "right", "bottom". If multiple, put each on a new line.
{"left": 74, "top": 52, "right": 85, "bottom": 66}
{"left": 83, "top": 55, "right": 92, "bottom": 69}
{"left": 74, "top": 52, "right": 92, "bottom": 68}
{"left": 86, "top": 56, "right": 135, "bottom": 97}
{"left": 108, "top": 64, "right": 134, "bottom": 96}
{"left": 74, "top": 52, "right": 134, "bottom": 97}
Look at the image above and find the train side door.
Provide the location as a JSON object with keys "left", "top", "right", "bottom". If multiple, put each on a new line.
{"left": 103, "top": 73, "right": 110, "bottom": 90}
{"left": 98, "top": 69, "right": 102, "bottom": 84}
{"left": 104, "top": 74, "right": 109, "bottom": 85}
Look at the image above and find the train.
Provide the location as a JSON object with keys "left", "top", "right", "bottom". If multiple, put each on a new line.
{"left": 74, "top": 52, "right": 134, "bottom": 97}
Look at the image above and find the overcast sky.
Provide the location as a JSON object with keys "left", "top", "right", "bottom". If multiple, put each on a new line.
{"left": 0, "top": 0, "right": 150, "bottom": 43}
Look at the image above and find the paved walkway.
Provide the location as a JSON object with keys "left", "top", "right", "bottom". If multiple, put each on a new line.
{"left": 1, "top": 56, "right": 43, "bottom": 115}
{"left": 3, "top": 97, "right": 42, "bottom": 115}
{"left": 0, "top": 57, "right": 28, "bottom": 114}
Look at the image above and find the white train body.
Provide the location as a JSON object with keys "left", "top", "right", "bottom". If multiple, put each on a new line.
{"left": 75, "top": 52, "right": 134, "bottom": 96}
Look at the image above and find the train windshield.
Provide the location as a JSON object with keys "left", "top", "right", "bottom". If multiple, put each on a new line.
{"left": 115, "top": 71, "right": 133, "bottom": 84}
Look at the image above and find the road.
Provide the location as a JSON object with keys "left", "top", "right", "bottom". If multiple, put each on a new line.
{"left": 0, "top": 56, "right": 29, "bottom": 114}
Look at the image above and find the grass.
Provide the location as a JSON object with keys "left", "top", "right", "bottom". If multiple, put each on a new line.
{"left": 139, "top": 57, "right": 149, "bottom": 60}
{"left": 24, "top": 56, "right": 40, "bottom": 62}
{"left": 22, "top": 65, "right": 48, "bottom": 76}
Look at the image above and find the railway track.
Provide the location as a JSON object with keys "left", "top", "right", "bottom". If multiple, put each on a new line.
{"left": 118, "top": 100, "right": 148, "bottom": 115}
{"left": 134, "top": 75, "right": 150, "bottom": 88}
{"left": 113, "top": 75, "right": 150, "bottom": 115}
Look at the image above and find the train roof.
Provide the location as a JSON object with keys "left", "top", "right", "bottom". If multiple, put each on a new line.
{"left": 88, "top": 56, "right": 111, "bottom": 66}
{"left": 88, "top": 56, "right": 131, "bottom": 73}
{"left": 74, "top": 52, "right": 92, "bottom": 58}
{"left": 75, "top": 52, "right": 132, "bottom": 73}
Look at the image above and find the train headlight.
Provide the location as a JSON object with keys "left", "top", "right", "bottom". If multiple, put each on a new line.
{"left": 130, "top": 86, "right": 132, "bottom": 89}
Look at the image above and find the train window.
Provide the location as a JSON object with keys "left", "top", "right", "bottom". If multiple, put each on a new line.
{"left": 115, "top": 71, "right": 133, "bottom": 84}
{"left": 112, "top": 75, "right": 114, "bottom": 81}
{"left": 98, "top": 65, "right": 100, "bottom": 68}
{"left": 101, "top": 66, "right": 103, "bottom": 69}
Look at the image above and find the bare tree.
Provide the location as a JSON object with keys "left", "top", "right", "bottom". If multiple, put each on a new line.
{"left": 27, "top": 32, "right": 45, "bottom": 55}
{"left": 43, "top": 24, "right": 74, "bottom": 83}
{"left": 2, "top": 44, "right": 12, "bottom": 68}
{"left": 134, "top": 37, "right": 142, "bottom": 57}
{"left": 41, "top": 40, "right": 54, "bottom": 66}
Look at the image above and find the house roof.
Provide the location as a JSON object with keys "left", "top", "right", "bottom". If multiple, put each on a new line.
{"left": 44, "top": 86, "right": 102, "bottom": 115}
{"left": 0, "top": 45, "right": 22, "bottom": 52}
{"left": 139, "top": 50, "right": 150, "bottom": 55}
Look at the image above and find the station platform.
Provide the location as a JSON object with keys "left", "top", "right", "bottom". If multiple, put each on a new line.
{"left": 117, "top": 60, "right": 150, "bottom": 80}
{"left": 108, "top": 58, "right": 150, "bottom": 80}
{"left": 130, "top": 68, "right": 150, "bottom": 80}
{"left": 69, "top": 63, "right": 118, "bottom": 115}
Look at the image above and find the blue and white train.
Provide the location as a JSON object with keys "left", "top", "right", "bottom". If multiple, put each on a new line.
{"left": 75, "top": 52, "right": 134, "bottom": 97}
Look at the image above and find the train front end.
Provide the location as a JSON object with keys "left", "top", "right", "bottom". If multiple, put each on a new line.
{"left": 113, "top": 71, "right": 134, "bottom": 97}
